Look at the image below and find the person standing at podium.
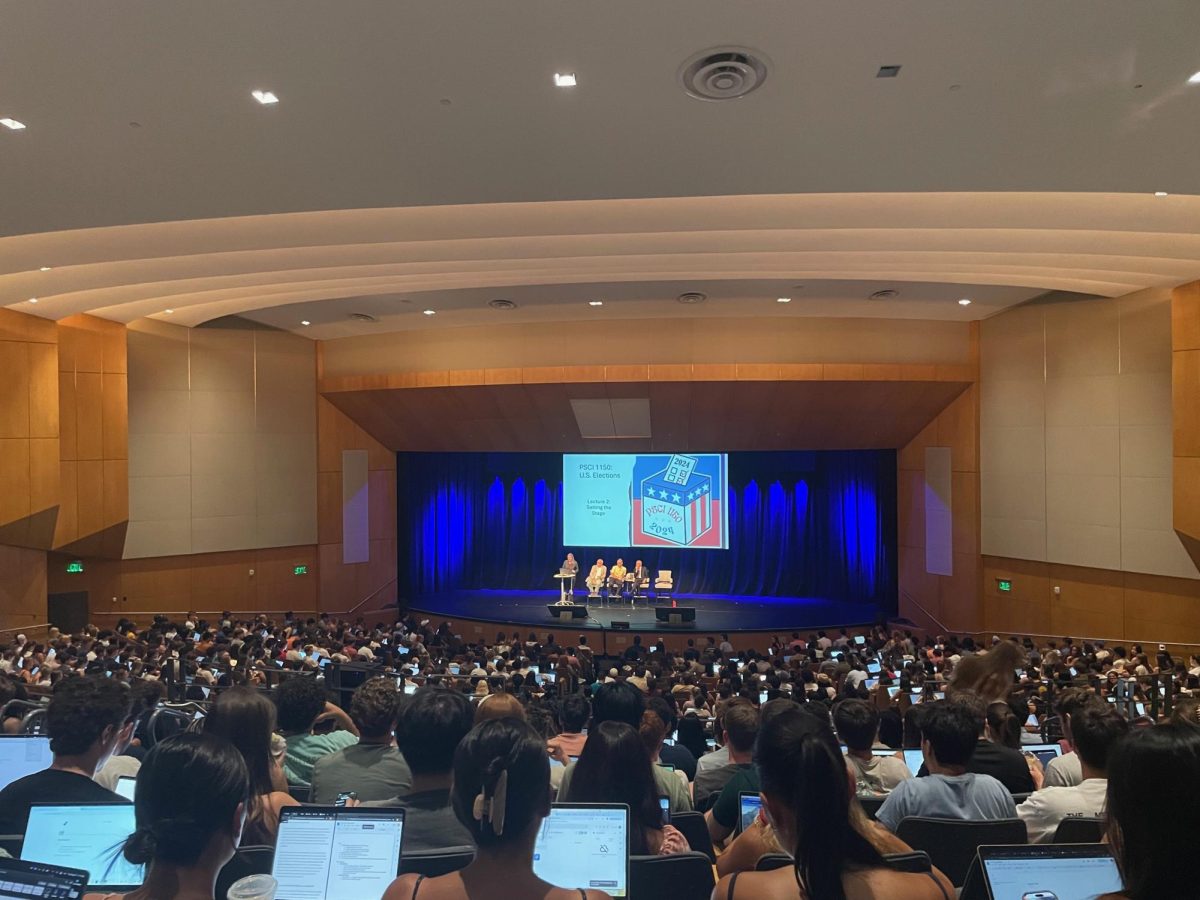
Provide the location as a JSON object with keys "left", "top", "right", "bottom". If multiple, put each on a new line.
{"left": 609, "top": 558, "right": 627, "bottom": 598}
{"left": 560, "top": 552, "right": 579, "bottom": 596}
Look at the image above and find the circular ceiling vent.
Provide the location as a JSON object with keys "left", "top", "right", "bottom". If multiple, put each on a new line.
{"left": 488, "top": 298, "right": 517, "bottom": 310}
{"left": 868, "top": 289, "right": 899, "bottom": 301}
{"left": 676, "top": 291, "right": 707, "bottom": 305}
{"left": 347, "top": 312, "right": 380, "bottom": 323}
{"left": 680, "top": 47, "right": 770, "bottom": 101}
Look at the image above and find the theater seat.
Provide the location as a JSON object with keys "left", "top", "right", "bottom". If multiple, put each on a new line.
{"left": 630, "top": 852, "right": 714, "bottom": 900}
{"left": 755, "top": 853, "right": 792, "bottom": 871}
{"left": 1052, "top": 817, "right": 1105, "bottom": 844}
{"left": 858, "top": 795, "right": 885, "bottom": 820}
{"left": 399, "top": 846, "right": 476, "bottom": 877}
{"left": 669, "top": 811, "right": 715, "bottom": 862}
{"left": 215, "top": 845, "right": 275, "bottom": 900}
{"left": 895, "top": 817, "right": 1027, "bottom": 887}
{"left": 287, "top": 783, "right": 311, "bottom": 803}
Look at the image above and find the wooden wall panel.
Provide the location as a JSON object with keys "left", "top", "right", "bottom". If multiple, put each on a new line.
{"left": 0, "top": 545, "right": 48, "bottom": 632}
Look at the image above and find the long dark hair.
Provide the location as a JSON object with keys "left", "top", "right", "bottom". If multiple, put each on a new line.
{"left": 123, "top": 733, "right": 249, "bottom": 866}
{"left": 985, "top": 702, "right": 1021, "bottom": 749}
{"left": 1106, "top": 724, "right": 1200, "bottom": 899}
{"left": 756, "top": 706, "right": 889, "bottom": 900}
{"left": 565, "top": 721, "right": 661, "bottom": 854}
{"left": 203, "top": 687, "right": 277, "bottom": 802}
{"left": 451, "top": 718, "right": 549, "bottom": 847}
{"left": 675, "top": 715, "right": 707, "bottom": 760}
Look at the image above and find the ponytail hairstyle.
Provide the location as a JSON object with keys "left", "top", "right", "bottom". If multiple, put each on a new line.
{"left": 123, "top": 733, "right": 249, "bottom": 867}
{"left": 451, "top": 718, "right": 550, "bottom": 848}
{"left": 985, "top": 702, "right": 1022, "bottom": 749}
{"left": 755, "top": 706, "right": 889, "bottom": 900}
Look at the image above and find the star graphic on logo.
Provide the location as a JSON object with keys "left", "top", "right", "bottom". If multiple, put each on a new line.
{"left": 699, "top": 483, "right": 709, "bottom": 494}
{"left": 671, "top": 492, "right": 682, "bottom": 503}
{"left": 687, "top": 490, "right": 695, "bottom": 501}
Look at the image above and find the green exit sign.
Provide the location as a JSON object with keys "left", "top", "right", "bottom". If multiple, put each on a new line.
{"left": 997, "top": 579, "right": 1012, "bottom": 592}
{"left": 65, "top": 560, "right": 84, "bottom": 574}
{"left": 293, "top": 565, "right": 308, "bottom": 576}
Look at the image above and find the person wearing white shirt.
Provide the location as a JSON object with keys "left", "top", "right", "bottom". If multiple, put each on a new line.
{"left": 1044, "top": 688, "right": 1100, "bottom": 788}
{"left": 1018, "top": 705, "right": 1128, "bottom": 842}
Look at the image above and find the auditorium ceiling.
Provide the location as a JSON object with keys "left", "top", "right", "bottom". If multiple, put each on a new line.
{"left": 3, "top": 1, "right": 1200, "bottom": 333}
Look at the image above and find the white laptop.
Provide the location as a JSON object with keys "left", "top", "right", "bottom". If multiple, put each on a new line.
{"left": 0, "top": 736, "right": 53, "bottom": 790}
{"left": 1022, "top": 743, "right": 1064, "bottom": 770}
{"left": 533, "top": 803, "right": 629, "bottom": 899}
{"left": 902, "top": 748, "right": 924, "bottom": 775}
{"left": 114, "top": 775, "right": 137, "bottom": 801}
{"left": 22, "top": 802, "right": 142, "bottom": 891}
{"left": 272, "top": 806, "right": 405, "bottom": 900}
{"left": 979, "top": 843, "right": 1123, "bottom": 900}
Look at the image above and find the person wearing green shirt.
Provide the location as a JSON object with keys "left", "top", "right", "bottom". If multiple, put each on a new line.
{"left": 275, "top": 675, "right": 359, "bottom": 786}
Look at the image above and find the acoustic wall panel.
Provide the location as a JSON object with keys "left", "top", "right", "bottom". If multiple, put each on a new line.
{"left": 342, "top": 450, "right": 369, "bottom": 564}
{"left": 925, "top": 447, "right": 953, "bottom": 576}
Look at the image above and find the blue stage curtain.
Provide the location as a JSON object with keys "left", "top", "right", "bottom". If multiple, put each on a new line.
{"left": 398, "top": 451, "right": 896, "bottom": 608}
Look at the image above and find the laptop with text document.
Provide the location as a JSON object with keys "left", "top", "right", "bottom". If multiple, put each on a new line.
{"left": 272, "top": 806, "right": 405, "bottom": 900}
{"left": 22, "top": 802, "right": 141, "bottom": 891}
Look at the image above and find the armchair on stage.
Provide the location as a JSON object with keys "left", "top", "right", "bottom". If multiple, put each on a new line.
{"left": 654, "top": 570, "right": 674, "bottom": 601}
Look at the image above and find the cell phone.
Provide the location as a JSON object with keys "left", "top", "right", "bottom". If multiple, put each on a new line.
{"left": 759, "top": 690, "right": 768, "bottom": 705}
{"left": 335, "top": 791, "right": 357, "bottom": 807}
{"left": 658, "top": 796, "right": 670, "bottom": 826}
{"left": 706, "top": 738, "right": 717, "bottom": 750}
{"left": 711, "top": 663, "right": 720, "bottom": 675}
{"left": 1025, "top": 713, "right": 1038, "bottom": 727}
{"left": 658, "top": 763, "right": 675, "bottom": 772}
{"left": 1069, "top": 667, "right": 1077, "bottom": 677}
{"left": 404, "top": 683, "right": 417, "bottom": 695}
{"left": 758, "top": 674, "right": 767, "bottom": 682}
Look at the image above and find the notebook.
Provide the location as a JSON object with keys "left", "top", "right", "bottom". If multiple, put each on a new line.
{"left": 22, "top": 802, "right": 142, "bottom": 891}
{"left": 533, "top": 803, "right": 629, "bottom": 899}
{"left": 0, "top": 858, "right": 89, "bottom": 900}
{"left": 979, "top": 843, "right": 1123, "bottom": 900}
{"left": 0, "top": 736, "right": 53, "bottom": 790}
{"left": 272, "top": 806, "right": 405, "bottom": 900}
{"left": 738, "top": 792, "right": 762, "bottom": 833}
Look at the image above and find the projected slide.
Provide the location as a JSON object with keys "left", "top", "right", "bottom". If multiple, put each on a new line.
{"left": 563, "top": 453, "right": 728, "bottom": 549}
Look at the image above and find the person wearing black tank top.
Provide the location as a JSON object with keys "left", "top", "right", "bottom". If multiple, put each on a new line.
{"left": 712, "top": 705, "right": 953, "bottom": 900}
{"left": 382, "top": 718, "right": 611, "bottom": 900}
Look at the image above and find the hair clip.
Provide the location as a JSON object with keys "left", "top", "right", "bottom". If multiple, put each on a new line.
{"left": 472, "top": 769, "right": 508, "bottom": 836}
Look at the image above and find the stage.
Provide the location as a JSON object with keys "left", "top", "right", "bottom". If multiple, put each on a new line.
{"left": 407, "top": 589, "right": 882, "bottom": 634}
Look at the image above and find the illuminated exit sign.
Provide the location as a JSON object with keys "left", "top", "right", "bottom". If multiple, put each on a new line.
{"left": 293, "top": 565, "right": 308, "bottom": 576}
{"left": 65, "top": 560, "right": 84, "bottom": 574}
{"left": 997, "top": 579, "right": 1012, "bottom": 592}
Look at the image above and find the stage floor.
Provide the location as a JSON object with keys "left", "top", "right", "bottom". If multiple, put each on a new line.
{"left": 408, "top": 589, "right": 881, "bottom": 633}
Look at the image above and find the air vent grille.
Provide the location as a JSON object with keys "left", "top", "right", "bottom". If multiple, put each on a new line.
{"left": 680, "top": 47, "right": 770, "bottom": 101}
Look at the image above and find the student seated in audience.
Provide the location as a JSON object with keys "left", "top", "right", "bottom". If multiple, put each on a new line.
{"left": 835, "top": 698, "right": 912, "bottom": 794}
{"left": 647, "top": 696, "right": 697, "bottom": 781}
{"left": 383, "top": 718, "right": 610, "bottom": 900}
{"left": 91, "top": 733, "right": 249, "bottom": 900}
{"left": 713, "top": 705, "right": 953, "bottom": 900}
{"left": 876, "top": 701, "right": 1016, "bottom": 832}
{"left": 275, "top": 674, "right": 359, "bottom": 785}
{"left": 547, "top": 693, "right": 589, "bottom": 759}
{"left": 914, "top": 692, "right": 1034, "bottom": 794}
{"left": 557, "top": 682, "right": 692, "bottom": 813}
{"left": 695, "top": 701, "right": 758, "bottom": 802}
{"left": 1017, "top": 704, "right": 1127, "bottom": 842}
{"left": 94, "top": 681, "right": 164, "bottom": 789}
{"left": 204, "top": 686, "right": 298, "bottom": 843}
{"left": 984, "top": 701, "right": 1044, "bottom": 789}
{"left": 0, "top": 676, "right": 132, "bottom": 836}
{"left": 1043, "top": 688, "right": 1099, "bottom": 787}
{"left": 1099, "top": 723, "right": 1200, "bottom": 900}
{"left": 695, "top": 700, "right": 736, "bottom": 778}
{"left": 562, "top": 719, "right": 688, "bottom": 855}
{"left": 474, "top": 691, "right": 525, "bottom": 724}
{"left": 310, "top": 676, "right": 412, "bottom": 804}
{"left": 366, "top": 687, "right": 476, "bottom": 851}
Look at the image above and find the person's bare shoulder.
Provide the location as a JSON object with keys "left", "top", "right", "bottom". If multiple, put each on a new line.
{"left": 381, "top": 873, "right": 420, "bottom": 900}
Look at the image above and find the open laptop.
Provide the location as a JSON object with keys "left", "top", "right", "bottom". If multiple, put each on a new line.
{"left": 902, "top": 748, "right": 924, "bottom": 775}
{"left": 979, "top": 843, "right": 1123, "bottom": 900}
{"left": 22, "top": 802, "right": 142, "bottom": 891}
{"left": 1023, "top": 743, "right": 1064, "bottom": 770}
{"left": 272, "top": 806, "right": 405, "bottom": 900}
{"left": 0, "top": 858, "right": 89, "bottom": 900}
{"left": 114, "top": 775, "right": 137, "bottom": 801}
{"left": 0, "top": 735, "right": 53, "bottom": 790}
{"left": 738, "top": 792, "right": 762, "bottom": 834}
{"left": 533, "top": 803, "right": 629, "bottom": 899}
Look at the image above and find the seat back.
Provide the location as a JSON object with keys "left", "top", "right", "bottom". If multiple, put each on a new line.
{"left": 144, "top": 707, "right": 193, "bottom": 749}
{"left": 287, "top": 783, "right": 311, "bottom": 803}
{"left": 755, "top": 853, "right": 792, "bottom": 872}
{"left": 399, "top": 846, "right": 476, "bottom": 877}
{"left": 629, "top": 852, "right": 714, "bottom": 900}
{"left": 895, "top": 817, "right": 1027, "bottom": 887}
{"left": 858, "top": 795, "right": 885, "bottom": 820}
{"left": 1052, "top": 816, "right": 1105, "bottom": 844}
{"left": 670, "top": 811, "right": 715, "bottom": 862}
{"left": 215, "top": 845, "right": 275, "bottom": 900}
{"left": 0, "top": 834, "right": 23, "bottom": 857}
{"left": 882, "top": 850, "right": 932, "bottom": 873}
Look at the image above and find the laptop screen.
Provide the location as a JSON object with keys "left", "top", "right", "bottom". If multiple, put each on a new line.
{"left": 22, "top": 803, "right": 142, "bottom": 890}
{"left": 902, "top": 748, "right": 924, "bottom": 775}
{"left": 533, "top": 803, "right": 629, "bottom": 899}
{"left": 0, "top": 858, "right": 89, "bottom": 900}
{"left": 272, "top": 807, "right": 405, "bottom": 900}
{"left": 0, "top": 736, "right": 53, "bottom": 790}
{"left": 114, "top": 776, "right": 137, "bottom": 801}
{"left": 1023, "top": 743, "right": 1064, "bottom": 770}
{"left": 980, "top": 844, "right": 1122, "bottom": 900}
{"left": 738, "top": 793, "right": 762, "bottom": 834}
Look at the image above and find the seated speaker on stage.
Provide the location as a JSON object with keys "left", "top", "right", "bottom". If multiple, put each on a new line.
{"left": 608, "top": 558, "right": 627, "bottom": 595}
{"left": 585, "top": 558, "right": 607, "bottom": 597}
{"left": 631, "top": 559, "right": 650, "bottom": 597}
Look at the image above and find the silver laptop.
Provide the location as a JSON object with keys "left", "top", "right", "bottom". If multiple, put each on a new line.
{"left": 534, "top": 803, "right": 629, "bottom": 899}
{"left": 272, "top": 806, "right": 405, "bottom": 900}
{"left": 22, "top": 802, "right": 142, "bottom": 891}
{"left": 979, "top": 843, "right": 1122, "bottom": 900}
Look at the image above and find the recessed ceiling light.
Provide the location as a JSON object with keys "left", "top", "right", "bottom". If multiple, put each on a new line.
{"left": 958, "top": 298, "right": 972, "bottom": 306}
{"left": 1188, "top": 71, "right": 1200, "bottom": 84}
{"left": 27, "top": 297, "right": 37, "bottom": 304}
{"left": 1155, "top": 191, "right": 1169, "bottom": 197}
{"left": 39, "top": 266, "right": 51, "bottom": 272}
{"left": 251, "top": 90, "right": 279, "bottom": 105}
{"left": 776, "top": 297, "right": 791, "bottom": 304}
{"left": 300, "top": 320, "right": 311, "bottom": 326}
{"left": 554, "top": 73, "right": 577, "bottom": 88}
{"left": 588, "top": 300, "right": 604, "bottom": 307}
{"left": 0, "top": 118, "right": 26, "bottom": 130}
{"left": 422, "top": 309, "right": 436, "bottom": 316}
{"left": 163, "top": 308, "right": 174, "bottom": 314}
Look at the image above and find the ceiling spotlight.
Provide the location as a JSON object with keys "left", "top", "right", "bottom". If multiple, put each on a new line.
{"left": 588, "top": 300, "right": 604, "bottom": 307}
{"left": 0, "top": 118, "right": 26, "bottom": 130}
{"left": 1189, "top": 71, "right": 1200, "bottom": 84}
{"left": 1155, "top": 191, "right": 1169, "bottom": 197}
{"left": 553, "top": 73, "right": 577, "bottom": 87}
{"left": 163, "top": 308, "right": 174, "bottom": 314}
{"left": 958, "top": 298, "right": 972, "bottom": 306}
{"left": 300, "top": 320, "right": 311, "bottom": 326}
{"left": 776, "top": 297, "right": 792, "bottom": 304}
{"left": 27, "top": 297, "right": 37, "bottom": 304}
{"left": 251, "top": 90, "right": 279, "bottom": 105}
{"left": 39, "top": 266, "right": 51, "bottom": 272}
{"left": 422, "top": 309, "right": 436, "bottom": 316}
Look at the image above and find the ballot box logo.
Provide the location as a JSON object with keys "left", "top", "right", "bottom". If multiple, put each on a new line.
{"left": 633, "top": 453, "right": 722, "bottom": 547}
